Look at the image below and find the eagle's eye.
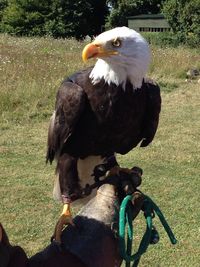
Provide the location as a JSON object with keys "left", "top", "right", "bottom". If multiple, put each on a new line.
{"left": 111, "top": 38, "right": 121, "bottom": 47}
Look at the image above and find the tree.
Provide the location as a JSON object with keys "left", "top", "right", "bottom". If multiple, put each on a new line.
{"left": 43, "top": 0, "right": 93, "bottom": 39}
{"left": 0, "top": 0, "right": 8, "bottom": 21}
{"left": 88, "top": 0, "right": 109, "bottom": 36}
{"left": 162, "top": 0, "right": 200, "bottom": 44}
{"left": 106, "top": 0, "right": 163, "bottom": 28}
{"left": 1, "top": 0, "right": 109, "bottom": 39}
{"left": 44, "top": 0, "right": 108, "bottom": 38}
{"left": 1, "top": 0, "right": 53, "bottom": 35}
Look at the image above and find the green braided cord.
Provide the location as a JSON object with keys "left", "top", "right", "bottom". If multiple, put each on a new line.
{"left": 126, "top": 205, "right": 133, "bottom": 267}
{"left": 119, "top": 196, "right": 153, "bottom": 263}
{"left": 119, "top": 194, "right": 177, "bottom": 267}
{"left": 119, "top": 195, "right": 133, "bottom": 263}
{"left": 144, "top": 195, "right": 177, "bottom": 245}
{"left": 132, "top": 200, "right": 153, "bottom": 267}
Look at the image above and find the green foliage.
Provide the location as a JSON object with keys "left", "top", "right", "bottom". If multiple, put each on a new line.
{"left": 142, "top": 31, "right": 200, "bottom": 48}
{"left": 43, "top": 0, "right": 93, "bottom": 39}
{"left": 1, "top": 0, "right": 53, "bottom": 35}
{"left": 44, "top": 0, "right": 108, "bottom": 39}
{"left": 0, "top": 0, "right": 108, "bottom": 39}
{"left": 106, "top": 0, "right": 163, "bottom": 28}
{"left": 0, "top": 0, "right": 8, "bottom": 27}
{"left": 162, "top": 0, "right": 200, "bottom": 46}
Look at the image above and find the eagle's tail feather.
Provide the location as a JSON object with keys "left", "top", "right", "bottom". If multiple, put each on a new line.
{"left": 46, "top": 112, "right": 56, "bottom": 164}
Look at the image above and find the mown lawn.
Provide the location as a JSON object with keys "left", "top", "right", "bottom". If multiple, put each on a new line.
{"left": 0, "top": 34, "right": 200, "bottom": 266}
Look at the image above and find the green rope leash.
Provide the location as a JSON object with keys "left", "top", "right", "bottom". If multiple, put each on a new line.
{"left": 119, "top": 194, "right": 177, "bottom": 267}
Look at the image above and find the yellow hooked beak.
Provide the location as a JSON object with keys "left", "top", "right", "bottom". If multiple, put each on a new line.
{"left": 82, "top": 42, "right": 118, "bottom": 63}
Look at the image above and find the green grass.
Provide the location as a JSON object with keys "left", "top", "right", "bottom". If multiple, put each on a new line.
{"left": 0, "top": 34, "right": 200, "bottom": 265}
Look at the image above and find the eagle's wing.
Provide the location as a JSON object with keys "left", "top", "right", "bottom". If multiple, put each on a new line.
{"left": 46, "top": 81, "right": 86, "bottom": 163}
{"left": 140, "top": 79, "right": 161, "bottom": 147}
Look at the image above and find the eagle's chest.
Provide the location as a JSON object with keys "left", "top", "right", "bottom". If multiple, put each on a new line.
{"left": 87, "top": 84, "right": 144, "bottom": 128}
{"left": 70, "top": 80, "right": 148, "bottom": 156}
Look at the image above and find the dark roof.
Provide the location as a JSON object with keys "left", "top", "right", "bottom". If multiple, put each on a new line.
{"left": 127, "top": 14, "right": 165, "bottom": 20}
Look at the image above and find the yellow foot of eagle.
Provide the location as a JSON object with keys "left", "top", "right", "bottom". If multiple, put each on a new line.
{"left": 107, "top": 165, "right": 132, "bottom": 177}
{"left": 54, "top": 203, "right": 75, "bottom": 243}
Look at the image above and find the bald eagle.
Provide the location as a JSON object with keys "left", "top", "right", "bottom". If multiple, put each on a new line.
{"left": 47, "top": 27, "right": 161, "bottom": 242}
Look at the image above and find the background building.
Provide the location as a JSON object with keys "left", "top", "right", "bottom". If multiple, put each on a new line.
{"left": 128, "top": 14, "right": 171, "bottom": 32}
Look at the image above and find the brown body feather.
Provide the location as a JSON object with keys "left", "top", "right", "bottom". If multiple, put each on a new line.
{"left": 46, "top": 67, "right": 161, "bottom": 201}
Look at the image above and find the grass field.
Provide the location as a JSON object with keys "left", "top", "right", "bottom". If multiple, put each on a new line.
{"left": 0, "top": 34, "right": 200, "bottom": 266}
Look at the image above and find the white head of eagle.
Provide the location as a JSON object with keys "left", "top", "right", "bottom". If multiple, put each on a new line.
{"left": 82, "top": 27, "right": 151, "bottom": 89}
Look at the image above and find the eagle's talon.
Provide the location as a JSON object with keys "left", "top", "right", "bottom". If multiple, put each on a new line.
{"left": 107, "top": 166, "right": 121, "bottom": 177}
{"left": 107, "top": 166, "right": 132, "bottom": 177}
{"left": 54, "top": 204, "right": 74, "bottom": 243}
